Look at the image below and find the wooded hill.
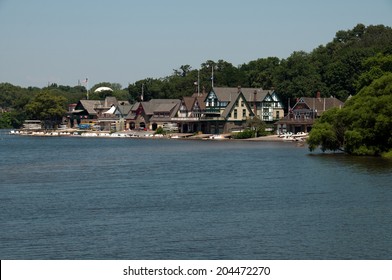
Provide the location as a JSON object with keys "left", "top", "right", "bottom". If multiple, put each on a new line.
{"left": 1, "top": 23, "right": 392, "bottom": 128}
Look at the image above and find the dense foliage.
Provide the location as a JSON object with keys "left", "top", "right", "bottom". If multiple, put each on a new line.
{"left": 127, "top": 24, "right": 392, "bottom": 103}
{"left": 25, "top": 90, "right": 67, "bottom": 129}
{"left": 232, "top": 117, "right": 269, "bottom": 139}
{"left": 307, "top": 73, "right": 392, "bottom": 156}
{"left": 1, "top": 24, "right": 392, "bottom": 129}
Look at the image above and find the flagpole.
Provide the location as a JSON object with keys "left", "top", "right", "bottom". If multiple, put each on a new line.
{"left": 198, "top": 69, "right": 200, "bottom": 95}
{"left": 211, "top": 66, "right": 214, "bottom": 88}
{"left": 86, "top": 78, "right": 89, "bottom": 100}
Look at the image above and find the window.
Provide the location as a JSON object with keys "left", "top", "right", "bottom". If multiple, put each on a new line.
{"left": 241, "top": 101, "right": 244, "bottom": 107}
{"left": 234, "top": 109, "right": 237, "bottom": 119}
{"left": 276, "top": 111, "right": 280, "bottom": 119}
{"left": 242, "top": 109, "right": 246, "bottom": 118}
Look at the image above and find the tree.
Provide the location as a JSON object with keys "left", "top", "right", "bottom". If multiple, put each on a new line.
{"left": 355, "top": 53, "right": 392, "bottom": 90}
{"left": 246, "top": 116, "right": 267, "bottom": 137}
{"left": 25, "top": 90, "right": 66, "bottom": 129}
{"left": 87, "top": 82, "right": 130, "bottom": 101}
{"left": 274, "top": 51, "right": 324, "bottom": 102}
{"left": 307, "top": 108, "right": 343, "bottom": 152}
{"left": 307, "top": 73, "right": 392, "bottom": 156}
{"left": 173, "top": 65, "right": 192, "bottom": 77}
{"left": 240, "top": 57, "right": 281, "bottom": 88}
{"left": 0, "top": 112, "right": 13, "bottom": 128}
{"left": 233, "top": 117, "right": 267, "bottom": 139}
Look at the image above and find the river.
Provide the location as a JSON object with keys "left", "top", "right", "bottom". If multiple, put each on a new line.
{"left": 1, "top": 130, "right": 391, "bottom": 259}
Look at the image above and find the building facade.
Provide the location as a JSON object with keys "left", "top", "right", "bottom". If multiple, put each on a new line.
{"left": 275, "top": 92, "right": 344, "bottom": 134}
{"left": 67, "top": 87, "right": 284, "bottom": 134}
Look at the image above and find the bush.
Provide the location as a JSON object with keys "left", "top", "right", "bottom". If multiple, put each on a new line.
{"left": 232, "top": 129, "right": 255, "bottom": 139}
{"left": 155, "top": 126, "right": 166, "bottom": 135}
{"left": 382, "top": 150, "right": 392, "bottom": 159}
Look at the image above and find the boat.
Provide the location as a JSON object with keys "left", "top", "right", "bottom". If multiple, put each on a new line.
{"left": 209, "top": 134, "right": 225, "bottom": 140}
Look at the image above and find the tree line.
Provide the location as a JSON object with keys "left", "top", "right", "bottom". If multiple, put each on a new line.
{"left": 307, "top": 55, "right": 392, "bottom": 157}
{"left": 1, "top": 23, "right": 392, "bottom": 129}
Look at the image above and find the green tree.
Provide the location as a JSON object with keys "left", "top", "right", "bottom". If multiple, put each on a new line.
{"left": 233, "top": 117, "right": 267, "bottom": 139}
{"left": 274, "top": 51, "right": 324, "bottom": 102}
{"left": 355, "top": 53, "right": 392, "bottom": 90}
{"left": 307, "top": 73, "right": 392, "bottom": 156}
{"left": 88, "top": 82, "right": 124, "bottom": 100}
{"left": 246, "top": 116, "right": 267, "bottom": 137}
{"left": 307, "top": 108, "right": 343, "bottom": 152}
{"left": 25, "top": 90, "right": 66, "bottom": 129}
{"left": 240, "top": 57, "right": 281, "bottom": 88}
{"left": 0, "top": 112, "right": 13, "bottom": 128}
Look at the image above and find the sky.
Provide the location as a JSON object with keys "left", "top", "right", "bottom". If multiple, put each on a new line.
{"left": 1, "top": 0, "right": 392, "bottom": 88}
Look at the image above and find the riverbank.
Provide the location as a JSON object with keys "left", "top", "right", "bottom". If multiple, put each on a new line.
{"left": 9, "top": 129, "right": 307, "bottom": 142}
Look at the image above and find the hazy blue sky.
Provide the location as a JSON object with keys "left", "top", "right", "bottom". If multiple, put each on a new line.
{"left": 1, "top": 0, "right": 392, "bottom": 88}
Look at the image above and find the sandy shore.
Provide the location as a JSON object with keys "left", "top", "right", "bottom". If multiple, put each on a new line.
{"left": 245, "top": 135, "right": 286, "bottom": 141}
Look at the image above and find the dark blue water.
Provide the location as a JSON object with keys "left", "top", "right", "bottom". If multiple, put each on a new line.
{"left": 1, "top": 130, "right": 392, "bottom": 259}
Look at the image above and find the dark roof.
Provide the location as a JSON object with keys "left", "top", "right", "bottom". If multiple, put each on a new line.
{"left": 239, "top": 88, "right": 272, "bottom": 102}
{"left": 116, "top": 104, "right": 133, "bottom": 116}
{"left": 78, "top": 100, "right": 102, "bottom": 115}
{"left": 182, "top": 96, "right": 196, "bottom": 111}
{"left": 147, "top": 99, "right": 180, "bottom": 114}
{"left": 196, "top": 96, "right": 206, "bottom": 110}
{"left": 212, "top": 87, "right": 273, "bottom": 102}
{"left": 75, "top": 97, "right": 130, "bottom": 115}
{"left": 126, "top": 99, "right": 181, "bottom": 120}
{"left": 295, "top": 97, "right": 344, "bottom": 114}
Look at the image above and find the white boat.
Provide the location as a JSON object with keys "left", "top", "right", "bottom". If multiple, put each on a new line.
{"left": 209, "top": 134, "right": 225, "bottom": 140}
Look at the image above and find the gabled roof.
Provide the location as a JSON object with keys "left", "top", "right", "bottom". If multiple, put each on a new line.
{"left": 191, "top": 92, "right": 208, "bottom": 106}
{"left": 221, "top": 92, "right": 240, "bottom": 117}
{"left": 210, "top": 87, "right": 240, "bottom": 102}
{"left": 148, "top": 99, "right": 181, "bottom": 114}
{"left": 239, "top": 88, "right": 271, "bottom": 102}
{"left": 195, "top": 96, "right": 206, "bottom": 110}
{"left": 154, "top": 103, "right": 178, "bottom": 112}
{"left": 221, "top": 92, "right": 255, "bottom": 118}
{"left": 294, "top": 97, "right": 344, "bottom": 114}
{"left": 149, "top": 100, "right": 181, "bottom": 122}
{"left": 181, "top": 96, "right": 205, "bottom": 112}
{"left": 126, "top": 99, "right": 181, "bottom": 120}
{"left": 126, "top": 102, "right": 142, "bottom": 119}
{"left": 211, "top": 87, "right": 275, "bottom": 102}
{"left": 77, "top": 100, "right": 102, "bottom": 115}
{"left": 182, "top": 96, "right": 196, "bottom": 111}
{"left": 115, "top": 104, "right": 133, "bottom": 116}
{"left": 104, "top": 96, "right": 118, "bottom": 107}
{"left": 74, "top": 97, "right": 130, "bottom": 116}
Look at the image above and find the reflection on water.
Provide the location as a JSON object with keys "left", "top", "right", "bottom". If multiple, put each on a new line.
{"left": 308, "top": 152, "right": 392, "bottom": 175}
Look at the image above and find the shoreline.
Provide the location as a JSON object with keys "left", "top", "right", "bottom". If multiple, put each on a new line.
{"left": 8, "top": 129, "right": 307, "bottom": 143}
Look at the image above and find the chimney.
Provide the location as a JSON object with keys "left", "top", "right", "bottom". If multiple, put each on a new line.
{"left": 237, "top": 86, "right": 241, "bottom": 93}
{"left": 316, "top": 91, "right": 321, "bottom": 99}
{"left": 253, "top": 90, "right": 257, "bottom": 117}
